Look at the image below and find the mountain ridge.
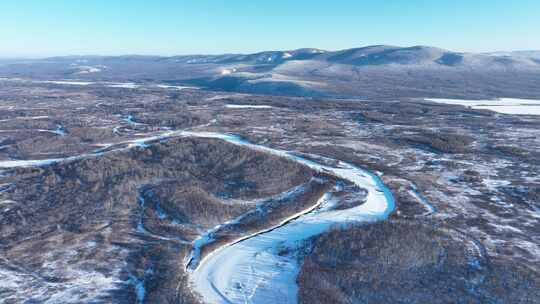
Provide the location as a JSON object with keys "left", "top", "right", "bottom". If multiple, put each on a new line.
{"left": 5, "top": 44, "right": 540, "bottom": 63}
{"left": 1, "top": 45, "right": 540, "bottom": 99}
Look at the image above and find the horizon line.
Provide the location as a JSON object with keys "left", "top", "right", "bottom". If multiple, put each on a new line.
{"left": 1, "top": 45, "right": 539, "bottom": 60}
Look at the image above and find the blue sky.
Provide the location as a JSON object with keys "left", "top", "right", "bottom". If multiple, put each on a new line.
{"left": 1, "top": 0, "right": 539, "bottom": 57}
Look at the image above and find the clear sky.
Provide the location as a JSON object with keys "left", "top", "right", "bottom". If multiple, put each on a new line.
{"left": 1, "top": 0, "right": 539, "bottom": 57}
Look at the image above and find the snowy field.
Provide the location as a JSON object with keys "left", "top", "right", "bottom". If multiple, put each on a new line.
{"left": 426, "top": 98, "right": 540, "bottom": 115}
{"left": 225, "top": 104, "right": 273, "bottom": 109}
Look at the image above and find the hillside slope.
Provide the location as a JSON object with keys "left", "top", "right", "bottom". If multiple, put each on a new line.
{"left": 2, "top": 45, "right": 540, "bottom": 99}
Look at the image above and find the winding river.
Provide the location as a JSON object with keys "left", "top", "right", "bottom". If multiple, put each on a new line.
{"left": 0, "top": 130, "right": 395, "bottom": 304}
{"left": 181, "top": 132, "right": 395, "bottom": 304}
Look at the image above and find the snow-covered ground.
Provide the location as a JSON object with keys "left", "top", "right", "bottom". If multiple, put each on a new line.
{"left": 0, "top": 129, "right": 393, "bottom": 304}
{"left": 426, "top": 98, "right": 540, "bottom": 115}
{"left": 206, "top": 94, "right": 248, "bottom": 101}
{"left": 224, "top": 104, "right": 273, "bottom": 109}
{"left": 123, "top": 115, "right": 146, "bottom": 126}
{"left": 247, "top": 73, "right": 325, "bottom": 88}
{"left": 0, "top": 128, "right": 194, "bottom": 169}
{"left": 41, "top": 81, "right": 95, "bottom": 86}
{"left": 0, "top": 116, "right": 49, "bottom": 122}
{"left": 106, "top": 82, "right": 140, "bottom": 89}
{"left": 155, "top": 84, "right": 196, "bottom": 90}
{"left": 183, "top": 132, "right": 395, "bottom": 304}
{"left": 282, "top": 52, "right": 293, "bottom": 59}
{"left": 38, "top": 125, "right": 66, "bottom": 136}
{"left": 220, "top": 68, "right": 237, "bottom": 75}
{"left": 408, "top": 184, "right": 436, "bottom": 216}
{"left": 73, "top": 65, "right": 105, "bottom": 74}
{"left": 0, "top": 159, "right": 62, "bottom": 169}
{"left": 185, "top": 181, "right": 314, "bottom": 271}
{"left": 17, "top": 79, "right": 126, "bottom": 88}
{"left": 0, "top": 77, "right": 202, "bottom": 91}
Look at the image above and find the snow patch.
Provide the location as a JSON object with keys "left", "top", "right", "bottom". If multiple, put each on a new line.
{"left": 42, "top": 81, "right": 95, "bottom": 86}
{"left": 38, "top": 125, "right": 66, "bottom": 136}
{"left": 107, "top": 83, "right": 140, "bottom": 89}
{"left": 225, "top": 104, "right": 273, "bottom": 109}
{"left": 73, "top": 65, "right": 105, "bottom": 74}
{"left": 221, "top": 68, "right": 237, "bottom": 75}
{"left": 0, "top": 159, "right": 61, "bottom": 169}
{"left": 426, "top": 98, "right": 540, "bottom": 115}
{"left": 123, "top": 115, "right": 146, "bottom": 127}
{"left": 408, "top": 184, "right": 436, "bottom": 215}
{"left": 155, "top": 84, "right": 196, "bottom": 90}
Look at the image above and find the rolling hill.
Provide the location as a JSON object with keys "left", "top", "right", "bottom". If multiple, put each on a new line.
{"left": 1, "top": 45, "right": 540, "bottom": 99}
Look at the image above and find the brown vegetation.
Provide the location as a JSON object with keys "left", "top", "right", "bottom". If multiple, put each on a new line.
{"left": 298, "top": 221, "right": 540, "bottom": 304}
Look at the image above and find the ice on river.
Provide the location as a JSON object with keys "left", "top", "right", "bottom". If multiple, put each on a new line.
{"left": 0, "top": 129, "right": 396, "bottom": 303}
{"left": 185, "top": 132, "right": 395, "bottom": 304}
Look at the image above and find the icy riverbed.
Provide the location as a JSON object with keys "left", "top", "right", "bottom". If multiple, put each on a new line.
{"left": 0, "top": 129, "right": 395, "bottom": 303}
{"left": 182, "top": 132, "right": 395, "bottom": 304}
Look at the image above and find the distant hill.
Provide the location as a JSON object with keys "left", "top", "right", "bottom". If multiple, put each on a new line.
{"left": 1, "top": 45, "right": 540, "bottom": 99}
{"left": 484, "top": 50, "right": 540, "bottom": 59}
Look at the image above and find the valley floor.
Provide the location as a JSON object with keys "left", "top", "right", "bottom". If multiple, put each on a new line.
{"left": 0, "top": 80, "right": 539, "bottom": 303}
